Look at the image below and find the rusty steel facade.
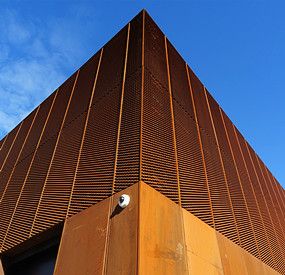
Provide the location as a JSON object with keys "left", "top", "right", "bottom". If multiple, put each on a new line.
{"left": 0, "top": 10, "right": 284, "bottom": 274}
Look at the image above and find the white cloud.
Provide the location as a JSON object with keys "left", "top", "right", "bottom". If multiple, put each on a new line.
{"left": 0, "top": 8, "right": 81, "bottom": 140}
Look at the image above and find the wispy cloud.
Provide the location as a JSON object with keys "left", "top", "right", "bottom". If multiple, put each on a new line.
{"left": 0, "top": 6, "right": 96, "bottom": 139}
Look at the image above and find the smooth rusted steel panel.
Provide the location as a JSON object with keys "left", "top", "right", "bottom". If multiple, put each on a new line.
{"left": 105, "top": 183, "right": 138, "bottom": 274}
{"left": 54, "top": 190, "right": 110, "bottom": 275}
{"left": 139, "top": 181, "right": 188, "bottom": 274}
{"left": 182, "top": 208, "right": 223, "bottom": 274}
{"left": 217, "top": 232, "right": 248, "bottom": 275}
{"left": 0, "top": 259, "right": 4, "bottom": 275}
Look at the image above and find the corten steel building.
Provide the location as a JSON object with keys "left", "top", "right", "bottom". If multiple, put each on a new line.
{"left": 0, "top": 10, "right": 284, "bottom": 275}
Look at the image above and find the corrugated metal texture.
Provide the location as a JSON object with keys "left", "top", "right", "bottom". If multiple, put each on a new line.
{"left": 167, "top": 40, "right": 194, "bottom": 118}
{"left": 114, "top": 20, "right": 141, "bottom": 192}
{"left": 17, "top": 93, "right": 56, "bottom": 165}
{"left": 32, "top": 113, "right": 87, "bottom": 234}
{"left": 113, "top": 14, "right": 142, "bottom": 192}
{"left": 0, "top": 124, "right": 22, "bottom": 182}
{"left": 126, "top": 11, "right": 143, "bottom": 76}
{"left": 167, "top": 40, "right": 213, "bottom": 226}
{"left": 41, "top": 73, "right": 77, "bottom": 142}
{"left": 144, "top": 12, "right": 168, "bottom": 90}
{"left": 265, "top": 165, "right": 285, "bottom": 222}
{"left": 256, "top": 155, "right": 285, "bottom": 273}
{"left": 206, "top": 92, "right": 259, "bottom": 258}
{"left": 245, "top": 141, "right": 285, "bottom": 272}
{"left": 238, "top": 132, "right": 282, "bottom": 271}
{"left": 0, "top": 71, "right": 75, "bottom": 252}
{"left": 0, "top": 93, "right": 58, "bottom": 252}
{"left": 91, "top": 26, "right": 127, "bottom": 104}
{"left": 142, "top": 70, "right": 179, "bottom": 203}
{"left": 188, "top": 70, "right": 240, "bottom": 245}
{"left": 31, "top": 54, "right": 100, "bottom": 235}
{"left": 68, "top": 87, "right": 121, "bottom": 215}
{"left": 0, "top": 109, "right": 39, "bottom": 250}
{"left": 233, "top": 126, "right": 277, "bottom": 269}
{"left": 114, "top": 70, "right": 141, "bottom": 192}
{"left": 223, "top": 113, "right": 273, "bottom": 266}
{"left": 68, "top": 23, "right": 128, "bottom": 215}
{"left": 0, "top": 125, "right": 22, "bottom": 200}
{"left": 0, "top": 110, "right": 38, "bottom": 245}
{"left": 0, "top": 154, "right": 34, "bottom": 250}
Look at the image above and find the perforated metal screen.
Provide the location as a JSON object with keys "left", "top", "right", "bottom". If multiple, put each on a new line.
{"left": 0, "top": 10, "right": 284, "bottom": 274}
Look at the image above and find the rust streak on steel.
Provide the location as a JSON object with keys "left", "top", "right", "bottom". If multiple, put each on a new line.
{"left": 185, "top": 64, "right": 215, "bottom": 229}
{"left": 29, "top": 70, "right": 80, "bottom": 238}
{"left": 66, "top": 48, "right": 104, "bottom": 219}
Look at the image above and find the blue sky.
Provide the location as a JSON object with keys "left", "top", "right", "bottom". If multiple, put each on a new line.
{"left": 0, "top": 1, "right": 284, "bottom": 187}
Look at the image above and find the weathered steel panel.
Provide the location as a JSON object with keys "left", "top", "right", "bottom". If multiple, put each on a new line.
{"left": 139, "top": 182, "right": 188, "bottom": 274}
{"left": 54, "top": 194, "right": 110, "bottom": 275}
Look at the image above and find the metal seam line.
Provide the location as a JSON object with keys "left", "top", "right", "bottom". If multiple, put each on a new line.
{"left": 219, "top": 107, "right": 261, "bottom": 260}
{"left": 255, "top": 151, "right": 285, "bottom": 262}
{"left": 164, "top": 36, "right": 189, "bottom": 273}
{"left": 0, "top": 121, "right": 23, "bottom": 175}
{"left": 103, "top": 23, "right": 130, "bottom": 275}
{"left": 66, "top": 48, "right": 104, "bottom": 219}
{"left": 29, "top": 70, "right": 80, "bottom": 237}
{"left": 164, "top": 36, "right": 181, "bottom": 206}
{"left": 185, "top": 64, "right": 215, "bottom": 229}
{"left": 111, "top": 23, "right": 130, "bottom": 195}
{"left": 203, "top": 87, "right": 241, "bottom": 247}
{"left": 138, "top": 9, "right": 145, "bottom": 275}
{"left": 139, "top": 10, "right": 145, "bottom": 183}
{"left": 0, "top": 135, "right": 8, "bottom": 152}
{"left": 244, "top": 140, "right": 284, "bottom": 264}
{"left": 0, "top": 106, "right": 41, "bottom": 250}
{"left": 232, "top": 124, "right": 277, "bottom": 269}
